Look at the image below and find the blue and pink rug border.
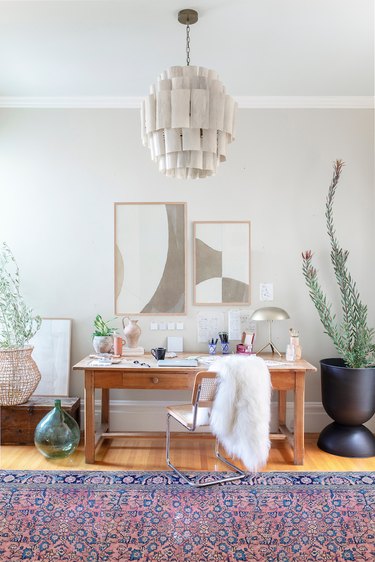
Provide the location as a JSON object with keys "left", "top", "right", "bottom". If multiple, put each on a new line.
{"left": 0, "top": 470, "right": 373, "bottom": 487}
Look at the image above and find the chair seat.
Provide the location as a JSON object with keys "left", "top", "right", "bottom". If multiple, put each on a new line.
{"left": 167, "top": 404, "right": 211, "bottom": 429}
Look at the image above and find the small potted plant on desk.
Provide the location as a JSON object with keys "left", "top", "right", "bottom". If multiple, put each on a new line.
{"left": 92, "top": 314, "right": 116, "bottom": 353}
{"left": 0, "top": 243, "right": 42, "bottom": 405}
{"left": 302, "top": 160, "right": 375, "bottom": 457}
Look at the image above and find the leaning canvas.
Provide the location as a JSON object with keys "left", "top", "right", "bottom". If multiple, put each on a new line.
{"left": 30, "top": 318, "right": 72, "bottom": 396}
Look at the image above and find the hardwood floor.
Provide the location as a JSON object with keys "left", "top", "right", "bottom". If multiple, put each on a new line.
{"left": 1, "top": 434, "right": 374, "bottom": 472}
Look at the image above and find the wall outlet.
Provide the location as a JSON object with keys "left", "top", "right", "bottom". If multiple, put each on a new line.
{"left": 260, "top": 283, "right": 273, "bottom": 301}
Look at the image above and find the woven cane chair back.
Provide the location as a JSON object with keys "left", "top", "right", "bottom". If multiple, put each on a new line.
{"left": 191, "top": 371, "right": 217, "bottom": 407}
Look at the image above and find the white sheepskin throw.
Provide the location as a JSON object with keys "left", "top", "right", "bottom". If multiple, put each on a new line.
{"left": 209, "top": 355, "right": 271, "bottom": 472}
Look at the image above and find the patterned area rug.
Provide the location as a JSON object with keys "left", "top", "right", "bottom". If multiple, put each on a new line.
{"left": 0, "top": 471, "right": 373, "bottom": 561}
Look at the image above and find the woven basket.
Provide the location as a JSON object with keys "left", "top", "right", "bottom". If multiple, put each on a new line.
{"left": 0, "top": 346, "right": 41, "bottom": 406}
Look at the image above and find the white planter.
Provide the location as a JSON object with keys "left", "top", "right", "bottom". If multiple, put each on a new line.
{"left": 93, "top": 335, "right": 113, "bottom": 353}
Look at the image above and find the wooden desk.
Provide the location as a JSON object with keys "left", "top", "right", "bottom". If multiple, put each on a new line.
{"left": 73, "top": 354, "right": 316, "bottom": 465}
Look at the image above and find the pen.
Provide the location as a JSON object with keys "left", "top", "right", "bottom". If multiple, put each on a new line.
{"left": 219, "top": 332, "right": 228, "bottom": 343}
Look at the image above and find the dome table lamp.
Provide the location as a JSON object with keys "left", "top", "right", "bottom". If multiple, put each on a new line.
{"left": 251, "top": 307, "right": 290, "bottom": 356}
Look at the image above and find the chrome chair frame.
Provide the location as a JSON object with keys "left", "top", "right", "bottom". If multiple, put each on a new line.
{"left": 166, "top": 371, "right": 246, "bottom": 487}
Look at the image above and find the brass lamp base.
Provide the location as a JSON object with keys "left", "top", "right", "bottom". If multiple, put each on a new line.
{"left": 256, "top": 341, "right": 282, "bottom": 357}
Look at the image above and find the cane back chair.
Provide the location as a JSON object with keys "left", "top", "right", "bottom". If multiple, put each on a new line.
{"left": 166, "top": 371, "right": 246, "bottom": 487}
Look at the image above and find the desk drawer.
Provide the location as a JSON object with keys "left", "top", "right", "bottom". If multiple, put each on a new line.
{"left": 122, "top": 371, "right": 193, "bottom": 390}
{"left": 271, "top": 371, "right": 296, "bottom": 390}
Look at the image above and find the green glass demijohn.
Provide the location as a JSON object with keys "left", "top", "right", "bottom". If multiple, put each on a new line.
{"left": 34, "top": 399, "right": 80, "bottom": 458}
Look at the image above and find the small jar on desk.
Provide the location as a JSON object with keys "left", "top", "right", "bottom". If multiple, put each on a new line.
{"left": 288, "top": 329, "right": 302, "bottom": 360}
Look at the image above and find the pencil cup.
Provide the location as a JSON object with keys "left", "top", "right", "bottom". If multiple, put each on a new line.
{"left": 208, "top": 343, "right": 217, "bottom": 355}
{"left": 221, "top": 342, "right": 230, "bottom": 354}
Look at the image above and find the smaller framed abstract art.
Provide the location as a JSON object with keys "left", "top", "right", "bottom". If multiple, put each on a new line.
{"left": 115, "top": 202, "right": 187, "bottom": 315}
{"left": 193, "top": 221, "right": 251, "bottom": 305}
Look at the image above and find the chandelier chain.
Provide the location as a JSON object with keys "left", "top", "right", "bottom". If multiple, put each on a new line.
{"left": 186, "top": 24, "right": 191, "bottom": 66}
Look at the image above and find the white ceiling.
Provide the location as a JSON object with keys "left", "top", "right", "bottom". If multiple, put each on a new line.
{"left": 0, "top": 0, "right": 373, "bottom": 98}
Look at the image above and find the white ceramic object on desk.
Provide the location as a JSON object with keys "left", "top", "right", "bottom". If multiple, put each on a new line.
{"left": 92, "top": 335, "right": 113, "bottom": 354}
{"left": 122, "top": 317, "right": 141, "bottom": 348}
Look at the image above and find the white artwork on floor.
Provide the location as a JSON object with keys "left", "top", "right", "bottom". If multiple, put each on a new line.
{"left": 30, "top": 318, "right": 72, "bottom": 396}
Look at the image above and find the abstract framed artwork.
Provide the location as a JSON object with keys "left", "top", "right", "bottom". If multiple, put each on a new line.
{"left": 193, "top": 221, "right": 251, "bottom": 305}
{"left": 30, "top": 318, "right": 72, "bottom": 396}
{"left": 115, "top": 202, "right": 186, "bottom": 314}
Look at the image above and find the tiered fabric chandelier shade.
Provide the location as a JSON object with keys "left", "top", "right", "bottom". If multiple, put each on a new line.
{"left": 141, "top": 9, "right": 236, "bottom": 179}
{"left": 141, "top": 65, "right": 236, "bottom": 179}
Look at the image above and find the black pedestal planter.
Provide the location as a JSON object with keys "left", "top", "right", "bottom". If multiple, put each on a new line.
{"left": 318, "top": 358, "right": 375, "bottom": 457}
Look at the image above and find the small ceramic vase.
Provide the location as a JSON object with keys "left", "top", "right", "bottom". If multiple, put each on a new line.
{"left": 34, "top": 399, "right": 80, "bottom": 458}
{"left": 122, "top": 317, "right": 141, "bottom": 348}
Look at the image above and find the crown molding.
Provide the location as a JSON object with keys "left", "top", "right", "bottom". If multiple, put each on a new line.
{"left": 235, "top": 96, "right": 374, "bottom": 109}
{"left": 0, "top": 95, "right": 373, "bottom": 109}
{"left": 0, "top": 96, "right": 142, "bottom": 109}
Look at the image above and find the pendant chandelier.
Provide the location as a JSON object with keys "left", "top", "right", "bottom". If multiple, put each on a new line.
{"left": 141, "top": 9, "right": 237, "bottom": 179}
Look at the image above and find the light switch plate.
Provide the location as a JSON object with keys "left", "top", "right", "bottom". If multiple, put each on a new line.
{"left": 176, "top": 322, "right": 184, "bottom": 330}
{"left": 260, "top": 283, "right": 273, "bottom": 301}
{"left": 167, "top": 322, "right": 176, "bottom": 330}
{"left": 150, "top": 322, "right": 158, "bottom": 330}
{"left": 159, "top": 322, "right": 167, "bottom": 330}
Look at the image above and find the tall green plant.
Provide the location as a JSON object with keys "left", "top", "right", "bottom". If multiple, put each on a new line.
{"left": 302, "top": 160, "right": 375, "bottom": 368}
{"left": 0, "top": 243, "right": 41, "bottom": 349}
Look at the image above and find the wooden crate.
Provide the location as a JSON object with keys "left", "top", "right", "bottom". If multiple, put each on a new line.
{"left": 0, "top": 396, "right": 80, "bottom": 445}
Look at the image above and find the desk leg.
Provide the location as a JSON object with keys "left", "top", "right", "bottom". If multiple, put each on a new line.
{"left": 294, "top": 373, "right": 305, "bottom": 465}
{"left": 102, "top": 388, "right": 109, "bottom": 425}
{"left": 84, "top": 370, "right": 96, "bottom": 464}
{"left": 278, "top": 390, "right": 287, "bottom": 428}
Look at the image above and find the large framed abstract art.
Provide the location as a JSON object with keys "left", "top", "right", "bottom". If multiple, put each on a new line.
{"left": 115, "top": 202, "right": 186, "bottom": 314}
{"left": 193, "top": 221, "right": 251, "bottom": 305}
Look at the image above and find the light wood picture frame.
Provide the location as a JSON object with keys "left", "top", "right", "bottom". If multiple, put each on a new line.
{"left": 193, "top": 221, "right": 251, "bottom": 305}
{"left": 30, "top": 318, "right": 72, "bottom": 396}
{"left": 115, "top": 202, "right": 187, "bottom": 315}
